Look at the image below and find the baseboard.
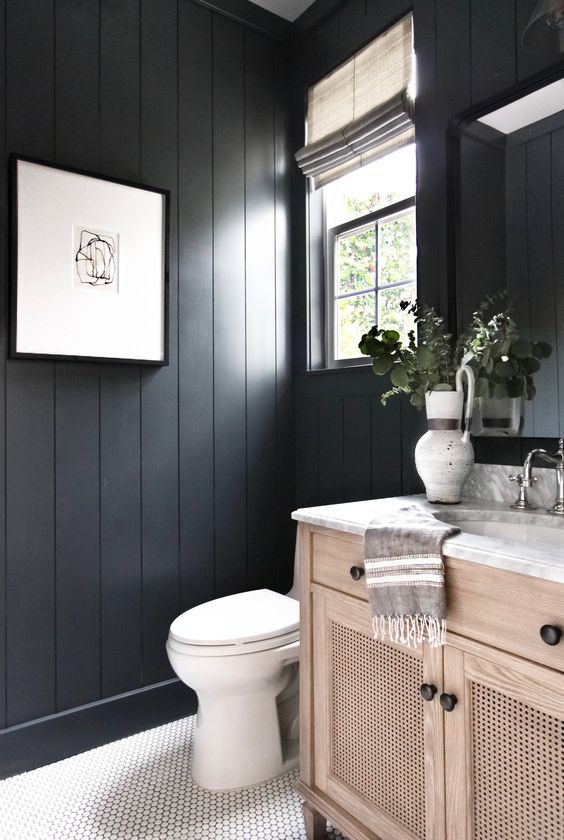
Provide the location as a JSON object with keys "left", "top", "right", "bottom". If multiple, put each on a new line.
{"left": 0, "top": 679, "right": 197, "bottom": 779}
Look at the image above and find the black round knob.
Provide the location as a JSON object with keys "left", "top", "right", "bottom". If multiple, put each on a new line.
{"left": 419, "top": 683, "right": 437, "bottom": 701}
{"left": 349, "top": 566, "right": 365, "bottom": 581}
{"left": 540, "top": 624, "right": 562, "bottom": 646}
{"left": 440, "top": 693, "right": 458, "bottom": 712}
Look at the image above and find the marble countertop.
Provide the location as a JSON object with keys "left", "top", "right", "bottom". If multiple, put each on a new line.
{"left": 292, "top": 496, "right": 564, "bottom": 584}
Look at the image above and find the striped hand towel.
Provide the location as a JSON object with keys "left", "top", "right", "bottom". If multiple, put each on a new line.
{"left": 363, "top": 504, "right": 459, "bottom": 649}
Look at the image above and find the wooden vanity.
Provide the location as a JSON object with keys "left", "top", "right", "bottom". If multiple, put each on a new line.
{"left": 295, "top": 515, "right": 564, "bottom": 840}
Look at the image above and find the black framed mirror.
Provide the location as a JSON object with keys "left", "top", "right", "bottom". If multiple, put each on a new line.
{"left": 450, "top": 62, "right": 564, "bottom": 438}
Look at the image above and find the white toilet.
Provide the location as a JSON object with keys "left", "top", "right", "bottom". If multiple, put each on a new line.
{"left": 166, "top": 585, "right": 299, "bottom": 791}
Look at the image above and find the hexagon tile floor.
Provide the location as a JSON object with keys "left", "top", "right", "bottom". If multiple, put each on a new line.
{"left": 0, "top": 715, "right": 347, "bottom": 840}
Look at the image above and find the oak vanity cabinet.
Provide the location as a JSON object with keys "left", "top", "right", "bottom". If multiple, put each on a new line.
{"left": 297, "top": 522, "right": 564, "bottom": 840}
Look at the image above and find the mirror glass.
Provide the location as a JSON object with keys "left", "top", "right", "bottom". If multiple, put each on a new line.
{"left": 453, "top": 74, "right": 564, "bottom": 437}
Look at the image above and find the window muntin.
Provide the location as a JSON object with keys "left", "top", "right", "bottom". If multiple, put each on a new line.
{"left": 325, "top": 145, "right": 417, "bottom": 365}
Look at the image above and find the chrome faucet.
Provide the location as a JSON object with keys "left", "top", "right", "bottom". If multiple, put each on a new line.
{"left": 510, "top": 439, "right": 564, "bottom": 515}
{"left": 510, "top": 450, "right": 543, "bottom": 510}
{"left": 537, "top": 439, "right": 564, "bottom": 516}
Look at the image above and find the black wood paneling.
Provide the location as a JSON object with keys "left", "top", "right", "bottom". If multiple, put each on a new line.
{"left": 553, "top": 128, "right": 564, "bottom": 436}
{"left": 274, "top": 53, "right": 296, "bottom": 593}
{"left": 54, "top": 0, "right": 102, "bottom": 714}
{"left": 457, "top": 134, "right": 506, "bottom": 327}
{"left": 55, "top": 366, "right": 102, "bottom": 711}
{"left": 343, "top": 396, "right": 371, "bottom": 501}
{"left": 458, "top": 118, "right": 564, "bottom": 440}
{"left": 470, "top": 0, "right": 516, "bottom": 104}
{"left": 99, "top": 0, "right": 143, "bottom": 701}
{"left": 6, "top": 0, "right": 56, "bottom": 728}
{"left": 0, "top": 679, "right": 195, "bottom": 780}
{"left": 0, "top": 0, "right": 293, "bottom": 770}
{"left": 139, "top": 0, "right": 180, "bottom": 689}
{"left": 293, "top": 0, "right": 564, "bottom": 508}
{"left": 100, "top": 367, "right": 143, "bottom": 698}
{"left": 213, "top": 16, "right": 248, "bottom": 598}
{"left": 526, "top": 135, "right": 559, "bottom": 436}
{"left": 0, "top": 0, "right": 6, "bottom": 732}
{"left": 178, "top": 0, "right": 215, "bottom": 615}
{"left": 245, "top": 30, "right": 278, "bottom": 591}
{"left": 318, "top": 396, "right": 344, "bottom": 504}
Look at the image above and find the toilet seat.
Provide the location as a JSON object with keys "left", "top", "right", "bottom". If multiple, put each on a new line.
{"left": 168, "top": 589, "right": 299, "bottom": 657}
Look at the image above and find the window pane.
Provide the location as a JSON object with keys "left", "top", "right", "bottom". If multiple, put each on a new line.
{"left": 378, "top": 208, "right": 416, "bottom": 288}
{"left": 337, "top": 228, "right": 375, "bottom": 294}
{"left": 336, "top": 292, "right": 375, "bottom": 359}
{"left": 378, "top": 283, "right": 416, "bottom": 341}
{"left": 324, "top": 144, "right": 416, "bottom": 228}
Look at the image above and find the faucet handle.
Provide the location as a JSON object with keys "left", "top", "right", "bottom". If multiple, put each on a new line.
{"left": 510, "top": 473, "right": 537, "bottom": 509}
{"left": 510, "top": 473, "right": 536, "bottom": 486}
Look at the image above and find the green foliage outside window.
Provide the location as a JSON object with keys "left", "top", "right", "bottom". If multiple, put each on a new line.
{"left": 336, "top": 193, "right": 416, "bottom": 359}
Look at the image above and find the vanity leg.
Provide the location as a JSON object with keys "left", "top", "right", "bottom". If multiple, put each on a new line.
{"left": 302, "top": 801, "right": 327, "bottom": 839}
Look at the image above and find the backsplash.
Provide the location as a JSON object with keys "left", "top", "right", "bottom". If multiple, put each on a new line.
{"left": 464, "top": 463, "right": 556, "bottom": 509}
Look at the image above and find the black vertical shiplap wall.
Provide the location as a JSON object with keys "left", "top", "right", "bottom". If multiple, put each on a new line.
{"left": 293, "top": 0, "right": 564, "bottom": 509}
{"left": 6, "top": 0, "right": 57, "bottom": 729}
{"left": 0, "top": 0, "right": 294, "bottom": 773}
{"left": 178, "top": 1, "right": 214, "bottom": 615}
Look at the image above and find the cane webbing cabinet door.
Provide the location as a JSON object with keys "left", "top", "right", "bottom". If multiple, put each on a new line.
{"left": 309, "top": 583, "right": 444, "bottom": 840}
{"left": 443, "top": 636, "right": 564, "bottom": 840}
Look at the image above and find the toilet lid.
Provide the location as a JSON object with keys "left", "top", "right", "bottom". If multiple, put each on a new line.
{"left": 169, "top": 589, "right": 299, "bottom": 647}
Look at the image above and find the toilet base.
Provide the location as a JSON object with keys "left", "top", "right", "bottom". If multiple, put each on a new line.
{"left": 190, "top": 661, "right": 299, "bottom": 791}
{"left": 192, "top": 741, "right": 299, "bottom": 792}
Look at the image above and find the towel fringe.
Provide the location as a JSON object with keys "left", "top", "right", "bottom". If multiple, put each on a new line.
{"left": 372, "top": 614, "right": 446, "bottom": 648}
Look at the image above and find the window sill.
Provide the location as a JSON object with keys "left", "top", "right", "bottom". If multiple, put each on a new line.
{"left": 305, "top": 361, "right": 373, "bottom": 375}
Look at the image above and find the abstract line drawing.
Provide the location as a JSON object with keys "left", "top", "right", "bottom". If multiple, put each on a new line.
{"left": 74, "top": 228, "right": 118, "bottom": 288}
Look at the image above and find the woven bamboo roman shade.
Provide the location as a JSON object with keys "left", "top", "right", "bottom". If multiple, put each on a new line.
{"left": 295, "top": 13, "right": 414, "bottom": 189}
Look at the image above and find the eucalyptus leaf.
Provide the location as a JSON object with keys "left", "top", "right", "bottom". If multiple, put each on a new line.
{"left": 506, "top": 378, "right": 524, "bottom": 398}
{"left": 416, "top": 346, "right": 437, "bottom": 368}
{"left": 532, "top": 341, "right": 552, "bottom": 359}
{"left": 494, "top": 360, "right": 517, "bottom": 379}
{"left": 494, "top": 382, "right": 508, "bottom": 399}
{"left": 359, "top": 298, "right": 458, "bottom": 409}
{"left": 521, "top": 357, "right": 541, "bottom": 374}
{"left": 372, "top": 354, "right": 393, "bottom": 375}
{"left": 381, "top": 329, "right": 400, "bottom": 346}
{"left": 489, "top": 340, "right": 504, "bottom": 359}
{"left": 390, "top": 365, "right": 409, "bottom": 388}
{"left": 510, "top": 339, "right": 531, "bottom": 359}
{"left": 359, "top": 335, "right": 382, "bottom": 356}
{"left": 524, "top": 381, "right": 536, "bottom": 401}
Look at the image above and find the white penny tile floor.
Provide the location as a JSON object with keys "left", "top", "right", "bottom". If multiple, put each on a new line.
{"left": 0, "top": 715, "right": 346, "bottom": 840}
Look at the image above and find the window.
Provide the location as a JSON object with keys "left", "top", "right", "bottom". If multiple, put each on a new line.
{"left": 325, "top": 144, "right": 416, "bottom": 364}
{"left": 295, "top": 13, "right": 416, "bottom": 369}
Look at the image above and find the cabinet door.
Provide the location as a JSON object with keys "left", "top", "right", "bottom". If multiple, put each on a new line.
{"left": 312, "top": 585, "right": 444, "bottom": 840}
{"left": 444, "top": 636, "right": 564, "bottom": 840}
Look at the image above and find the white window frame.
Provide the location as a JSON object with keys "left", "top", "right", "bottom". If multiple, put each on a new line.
{"left": 325, "top": 194, "right": 416, "bottom": 368}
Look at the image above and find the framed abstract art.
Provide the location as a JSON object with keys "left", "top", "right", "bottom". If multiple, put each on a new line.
{"left": 11, "top": 156, "right": 169, "bottom": 364}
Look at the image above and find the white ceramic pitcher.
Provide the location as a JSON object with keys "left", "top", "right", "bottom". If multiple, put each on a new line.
{"left": 414, "top": 364, "right": 475, "bottom": 504}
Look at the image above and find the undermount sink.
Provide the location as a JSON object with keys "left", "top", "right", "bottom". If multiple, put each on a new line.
{"left": 434, "top": 510, "right": 564, "bottom": 550}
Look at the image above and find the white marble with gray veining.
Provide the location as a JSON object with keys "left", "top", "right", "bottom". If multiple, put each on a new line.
{"left": 292, "top": 487, "right": 564, "bottom": 584}
{"left": 464, "top": 462, "right": 557, "bottom": 508}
